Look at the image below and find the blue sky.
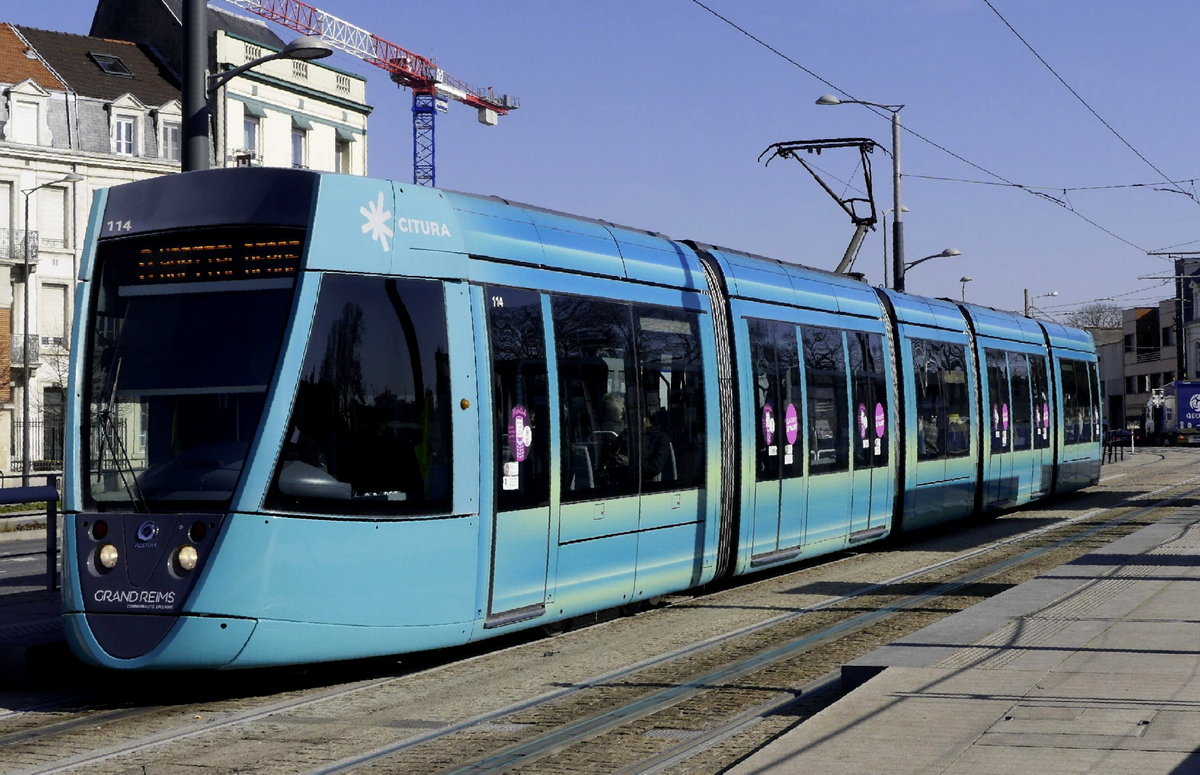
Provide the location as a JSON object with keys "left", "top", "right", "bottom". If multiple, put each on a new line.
{"left": 14, "top": 1, "right": 1200, "bottom": 316}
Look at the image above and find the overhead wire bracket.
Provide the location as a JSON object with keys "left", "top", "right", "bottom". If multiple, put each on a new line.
{"left": 759, "top": 138, "right": 879, "bottom": 274}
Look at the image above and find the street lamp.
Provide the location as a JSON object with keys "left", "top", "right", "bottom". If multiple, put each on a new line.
{"left": 21, "top": 172, "right": 83, "bottom": 485}
{"left": 206, "top": 35, "right": 333, "bottom": 100}
{"left": 183, "top": 29, "right": 334, "bottom": 171}
{"left": 817, "top": 94, "right": 906, "bottom": 290}
{"left": 1024, "top": 289, "right": 1059, "bottom": 317}
{"left": 960, "top": 276, "right": 973, "bottom": 301}
{"left": 904, "top": 248, "right": 962, "bottom": 271}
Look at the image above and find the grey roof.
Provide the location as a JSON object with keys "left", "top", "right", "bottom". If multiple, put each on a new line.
{"left": 16, "top": 25, "right": 180, "bottom": 105}
{"left": 90, "top": 0, "right": 285, "bottom": 78}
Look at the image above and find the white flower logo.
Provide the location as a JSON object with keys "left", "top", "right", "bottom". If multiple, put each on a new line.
{"left": 360, "top": 192, "right": 394, "bottom": 252}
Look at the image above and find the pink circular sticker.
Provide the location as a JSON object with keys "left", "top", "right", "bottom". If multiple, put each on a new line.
{"left": 1002, "top": 403, "right": 1010, "bottom": 431}
{"left": 785, "top": 403, "right": 799, "bottom": 445}
{"left": 1043, "top": 402, "right": 1051, "bottom": 428}
{"left": 762, "top": 403, "right": 775, "bottom": 445}
{"left": 509, "top": 405, "right": 531, "bottom": 462}
{"left": 875, "top": 403, "right": 886, "bottom": 438}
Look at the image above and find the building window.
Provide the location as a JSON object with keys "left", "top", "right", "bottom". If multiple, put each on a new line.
{"left": 244, "top": 43, "right": 263, "bottom": 62}
{"left": 292, "top": 60, "right": 308, "bottom": 80}
{"left": 336, "top": 74, "right": 352, "bottom": 94}
{"left": 161, "top": 121, "right": 180, "bottom": 161}
{"left": 12, "top": 100, "right": 39, "bottom": 144}
{"left": 243, "top": 115, "right": 260, "bottom": 156}
{"left": 291, "top": 127, "right": 307, "bottom": 169}
{"left": 335, "top": 138, "right": 352, "bottom": 173}
{"left": 113, "top": 115, "right": 136, "bottom": 155}
{"left": 88, "top": 52, "right": 133, "bottom": 78}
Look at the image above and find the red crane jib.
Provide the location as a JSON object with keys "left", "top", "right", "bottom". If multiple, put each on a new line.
{"left": 235, "top": 0, "right": 513, "bottom": 114}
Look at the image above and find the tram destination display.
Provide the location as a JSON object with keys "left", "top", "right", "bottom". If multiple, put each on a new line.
{"left": 108, "top": 229, "right": 303, "bottom": 288}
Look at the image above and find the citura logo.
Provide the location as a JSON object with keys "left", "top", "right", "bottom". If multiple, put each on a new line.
{"left": 360, "top": 192, "right": 452, "bottom": 252}
{"left": 1190, "top": 394, "right": 1200, "bottom": 413}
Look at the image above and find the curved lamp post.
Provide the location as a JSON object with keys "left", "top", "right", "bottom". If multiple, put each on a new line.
{"left": 960, "top": 276, "right": 973, "bottom": 301}
{"left": 905, "top": 247, "right": 962, "bottom": 272}
{"left": 817, "top": 94, "right": 906, "bottom": 290}
{"left": 1024, "top": 289, "right": 1059, "bottom": 317}
{"left": 182, "top": 26, "right": 334, "bottom": 171}
{"left": 21, "top": 172, "right": 84, "bottom": 484}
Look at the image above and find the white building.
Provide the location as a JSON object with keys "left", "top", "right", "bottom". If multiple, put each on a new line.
{"left": 0, "top": 6, "right": 371, "bottom": 475}
{"left": 0, "top": 23, "right": 182, "bottom": 474}
{"left": 211, "top": 29, "right": 368, "bottom": 173}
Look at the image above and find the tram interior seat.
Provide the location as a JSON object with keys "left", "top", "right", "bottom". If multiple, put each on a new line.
{"left": 570, "top": 443, "right": 595, "bottom": 490}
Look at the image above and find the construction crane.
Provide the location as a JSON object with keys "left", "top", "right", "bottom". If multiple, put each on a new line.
{"left": 220, "top": 0, "right": 518, "bottom": 186}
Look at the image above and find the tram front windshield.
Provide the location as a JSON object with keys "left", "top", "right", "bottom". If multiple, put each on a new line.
{"left": 84, "top": 228, "right": 301, "bottom": 511}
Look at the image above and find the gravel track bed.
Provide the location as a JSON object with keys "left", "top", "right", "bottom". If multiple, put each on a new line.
{"left": 0, "top": 450, "right": 1193, "bottom": 775}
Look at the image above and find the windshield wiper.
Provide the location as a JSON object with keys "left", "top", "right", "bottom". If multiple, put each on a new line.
{"left": 93, "top": 355, "right": 147, "bottom": 512}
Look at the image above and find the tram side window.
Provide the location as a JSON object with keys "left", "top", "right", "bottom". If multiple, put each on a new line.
{"left": 850, "top": 331, "right": 888, "bottom": 468}
{"left": 986, "top": 349, "right": 1011, "bottom": 454}
{"left": 1061, "top": 359, "right": 1097, "bottom": 445}
{"left": 1031, "top": 356, "right": 1051, "bottom": 449}
{"left": 487, "top": 286, "right": 550, "bottom": 512}
{"left": 553, "top": 296, "right": 638, "bottom": 500}
{"left": 1010, "top": 353, "right": 1033, "bottom": 451}
{"left": 913, "top": 338, "right": 971, "bottom": 461}
{"left": 803, "top": 326, "right": 849, "bottom": 474}
{"left": 749, "top": 320, "right": 802, "bottom": 483}
{"left": 636, "top": 307, "right": 706, "bottom": 492}
{"left": 267, "top": 276, "right": 453, "bottom": 516}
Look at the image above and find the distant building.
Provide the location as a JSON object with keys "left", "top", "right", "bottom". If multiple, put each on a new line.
{"left": 92, "top": 0, "right": 371, "bottom": 173}
{"left": 0, "top": 22, "right": 181, "bottom": 474}
{"left": 0, "top": 1, "right": 372, "bottom": 474}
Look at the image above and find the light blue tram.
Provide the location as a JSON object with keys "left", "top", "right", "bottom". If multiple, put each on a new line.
{"left": 62, "top": 169, "right": 1101, "bottom": 669}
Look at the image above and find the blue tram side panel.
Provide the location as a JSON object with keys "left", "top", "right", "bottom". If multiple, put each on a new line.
{"left": 62, "top": 168, "right": 1101, "bottom": 670}
{"left": 960, "top": 303, "right": 1060, "bottom": 511}
{"left": 701, "top": 246, "right": 896, "bottom": 574}
{"left": 879, "top": 290, "right": 980, "bottom": 532}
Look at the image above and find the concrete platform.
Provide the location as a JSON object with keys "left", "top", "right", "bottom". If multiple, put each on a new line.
{"left": 730, "top": 508, "right": 1200, "bottom": 774}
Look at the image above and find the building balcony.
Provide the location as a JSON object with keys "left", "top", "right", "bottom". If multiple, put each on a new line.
{"left": 0, "top": 229, "right": 41, "bottom": 267}
{"left": 12, "top": 335, "right": 40, "bottom": 370}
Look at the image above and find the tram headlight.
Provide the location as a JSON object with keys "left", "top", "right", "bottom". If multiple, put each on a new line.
{"left": 97, "top": 544, "right": 120, "bottom": 570}
{"left": 175, "top": 545, "right": 199, "bottom": 573}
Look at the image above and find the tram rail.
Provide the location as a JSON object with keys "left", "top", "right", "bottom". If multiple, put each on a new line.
{"left": 1, "top": 451, "right": 1194, "bottom": 775}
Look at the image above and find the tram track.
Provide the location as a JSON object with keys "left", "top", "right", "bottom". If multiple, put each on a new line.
{"left": 313, "top": 473, "right": 1200, "bottom": 774}
{"left": 1, "top": 451, "right": 1194, "bottom": 775}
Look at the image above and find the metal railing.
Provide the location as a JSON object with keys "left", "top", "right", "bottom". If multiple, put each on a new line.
{"left": 11, "top": 335, "right": 41, "bottom": 368}
{"left": 0, "top": 474, "right": 60, "bottom": 590}
{"left": 0, "top": 228, "right": 39, "bottom": 262}
{"left": 10, "top": 419, "right": 64, "bottom": 473}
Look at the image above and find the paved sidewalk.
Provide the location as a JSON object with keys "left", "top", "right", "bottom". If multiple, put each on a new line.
{"left": 730, "top": 508, "right": 1200, "bottom": 774}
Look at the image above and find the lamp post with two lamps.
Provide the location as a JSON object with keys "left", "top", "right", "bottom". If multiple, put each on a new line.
{"left": 21, "top": 172, "right": 83, "bottom": 484}
{"left": 816, "top": 95, "right": 907, "bottom": 290}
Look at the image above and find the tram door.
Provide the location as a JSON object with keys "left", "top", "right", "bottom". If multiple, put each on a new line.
{"left": 1008, "top": 353, "right": 1038, "bottom": 501}
{"left": 984, "top": 350, "right": 1014, "bottom": 508}
{"left": 803, "top": 327, "right": 853, "bottom": 549}
{"left": 849, "top": 332, "right": 891, "bottom": 534}
{"left": 748, "top": 321, "right": 805, "bottom": 560}
{"left": 484, "top": 286, "right": 552, "bottom": 621}
{"left": 1029, "top": 356, "right": 1054, "bottom": 496}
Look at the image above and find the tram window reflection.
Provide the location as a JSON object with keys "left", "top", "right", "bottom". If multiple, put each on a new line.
{"left": 913, "top": 338, "right": 971, "bottom": 462}
{"left": 803, "top": 326, "right": 849, "bottom": 474}
{"left": 267, "top": 276, "right": 453, "bottom": 515}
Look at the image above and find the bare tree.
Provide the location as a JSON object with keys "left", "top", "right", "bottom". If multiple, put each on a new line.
{"left": 1063, "top": 303, "right": 1122, "bottom": 329}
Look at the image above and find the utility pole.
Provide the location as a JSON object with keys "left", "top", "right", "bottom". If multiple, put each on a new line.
{"left": 181, "top": 0, "right": 209, "bottom": 172}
